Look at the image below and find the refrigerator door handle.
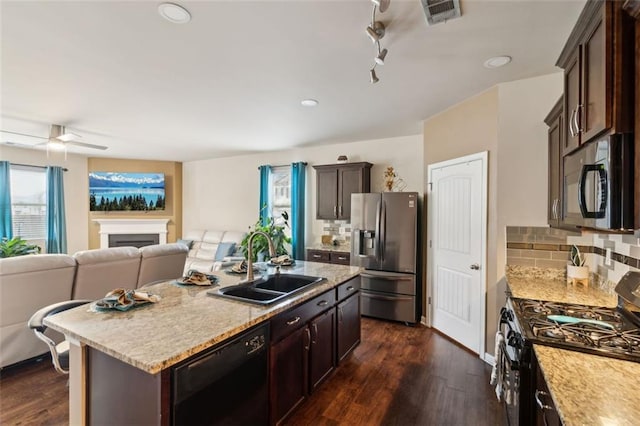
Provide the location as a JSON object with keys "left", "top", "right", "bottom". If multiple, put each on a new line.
{"left": 380, "top": 200, "right": 386, "bottom": 262}
{"left": 375, "top": 199, "right": 381, "bottom": 263}
{"left": 361, "top": 273, "right": 413, "bottom": 281}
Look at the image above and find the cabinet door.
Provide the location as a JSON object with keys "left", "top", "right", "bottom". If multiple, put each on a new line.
{"left": 337, "top": 293, "right": 361, "bottom": 362}
{"left": 316, "top": 168, "right": 338, "bottom": 219}
{"left": 535, "top": 360, "right": 561, "bottom": 426}
{"left": 548, "top": 112, "right": 562, "bottom": 227}
{"left": 564, "top": 50, "right": 581, "bottom": 155}
{"left": 270, "top": 326, "right": 309, "bottom": 425}
{"left": 581, "top": 8, "right": 609, "bottom": 141}
{"left": 337, "top": 167, "right": 365, "bottom": 220}
{"left": 309, "top": 309, "right": 335, "bottom": 392}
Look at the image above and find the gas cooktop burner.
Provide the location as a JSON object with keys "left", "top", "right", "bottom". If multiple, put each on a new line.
{"left": 511, "top": 298, "right": 640, "bottom": 362}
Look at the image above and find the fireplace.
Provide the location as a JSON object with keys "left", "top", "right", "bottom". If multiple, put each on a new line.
{"left": 108, "top": 234, "right": 160, "bottom": 248}
{"left": 93, "top": 219, "right": 169, "bottom": 249}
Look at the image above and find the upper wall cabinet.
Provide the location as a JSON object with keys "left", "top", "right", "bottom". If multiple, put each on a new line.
{"left": 556, "top": 0, "right": 635, "bottom": 156}
{"left": 545, "top": 97, "right": 563, "bottom": 228}
{"left": 313, "top": 162, "right": 372, "bottom": 220}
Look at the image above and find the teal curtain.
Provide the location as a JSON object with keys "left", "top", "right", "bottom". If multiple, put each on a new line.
{"left": 291, "top": 162, "right": 306, "bottom": 260}
{"left": 0, "top": 161, "right": 12, "bottom": 239}
{"left": 46, "top": 166, "right": 67, "bottom": 253}
{"left": 258, "top": 165, "right": 271, "bottom": 226}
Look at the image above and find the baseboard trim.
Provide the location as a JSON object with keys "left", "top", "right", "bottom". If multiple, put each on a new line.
{"left": 420, "top": 315, "right": 428, "bottom": 326}
{"left": 484, "top": 353, "right": 495, "bottom": 365}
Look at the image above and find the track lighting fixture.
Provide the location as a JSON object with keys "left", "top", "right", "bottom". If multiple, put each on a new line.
{"left": 370, "top": 68, "right": 379, "bottom": 84}
{"left": 366, "top": 0, "right": 390, "bottom": 84}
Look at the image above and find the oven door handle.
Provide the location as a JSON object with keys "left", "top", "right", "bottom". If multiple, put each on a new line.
{"left": 499, "top": 340, "right": 519, "bottom": 371}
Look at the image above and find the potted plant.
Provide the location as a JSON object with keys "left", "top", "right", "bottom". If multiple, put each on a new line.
{"left": 0, "top": 237, "right": 42, "bottom": 258}
{"left": 240, "top": 210, "right": 292, "bottom": 262}
{"left": 567, "top": 244, "right": 589, "bottom": 285}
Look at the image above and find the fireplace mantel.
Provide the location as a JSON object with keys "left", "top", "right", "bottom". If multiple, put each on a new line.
{"left": 93, "top": 218, "right": 169, "bottom": 249}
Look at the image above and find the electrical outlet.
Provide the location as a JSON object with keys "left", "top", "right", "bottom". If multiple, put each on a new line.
{"left": 605, "top": 248, "right": 612, "bottom": 266}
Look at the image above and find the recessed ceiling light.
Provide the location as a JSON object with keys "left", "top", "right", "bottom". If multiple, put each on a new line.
{"left": 158, "top": 3, "right": 191, "bottom": 24}
{"left": 301, "top": 99, "right": 319, "bottom": 107}
{"left": 483, "top": 55, "right": 512, "bottom": 69}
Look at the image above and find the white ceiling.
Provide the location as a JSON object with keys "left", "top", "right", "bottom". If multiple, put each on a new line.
{"left": 0, "top": 0, "right": 585, "bottom": 162}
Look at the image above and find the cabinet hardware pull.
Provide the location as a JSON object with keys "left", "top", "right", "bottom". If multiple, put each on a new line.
{"left": 552, "top": 199, "right": 557, "bottom": 220}
{"left": 339, "top": 205, "right": 343, "bottom": 217}
{"left": 304, "top": 328, "right": 311, "bottom": 351}
{"left": 286, "top": 316, "right": 301, "bottom": 326}
{"left": 575, "top": 104, "right": 583, "bottom": 133}
{"left": 569, "top": 109, "right": 576, "bottom": 137}
{"left": 346, "top": 286, "right": 355, "bottom": 291}
{"left": 535, "top": 390, "right": 553, "bottom": 411}
{"left": 338, "top": 256, "right": 347, "bottom": 260}
{"left": 313, "top": 254, "right": 321, "bottom": 258}
{"left": 317, "top": 300, "right": 328, "bottom": 307}
{"left": 312, "top": 323, "right": 318, "bottom": 344}
{"left": 334, "top": 205, "right": 337, "bottom": 217}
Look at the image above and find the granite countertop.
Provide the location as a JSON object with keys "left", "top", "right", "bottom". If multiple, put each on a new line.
{"left": 44, "top": 261, "right": 361, "bottom": 375}
{"left": 505, "top": 265, "right": 617, "bottom": 307}
{"left": 534, "top": 345, "right": 640, "bottom": 426}
{"left": 506, "top": 266, "right": 639, "bottom": 425}
{"left": 306, "top": 243, "right": 351, "bottom": 253}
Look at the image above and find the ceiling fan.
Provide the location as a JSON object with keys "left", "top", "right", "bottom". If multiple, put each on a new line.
{"left": 1, "top": 124, "right": 108, "bottom": 152}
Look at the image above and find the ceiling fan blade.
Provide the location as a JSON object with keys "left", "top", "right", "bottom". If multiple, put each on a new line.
{"left": 0, "top": 129, "right": 48, "bottom": 140}
{"left": 65, "top": 140, "right": 108, "bottom": 150}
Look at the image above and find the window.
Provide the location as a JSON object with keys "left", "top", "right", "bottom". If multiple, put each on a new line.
{"left": 269, "top": 166, "right": 291, "bottom": 236}
{"left": 10, "top": 166, "right": 47, "bottom": 239}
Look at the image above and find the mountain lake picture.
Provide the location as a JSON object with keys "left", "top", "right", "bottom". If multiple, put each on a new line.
{"left": 89, "top": 172, "right": 166, "bottom": 211}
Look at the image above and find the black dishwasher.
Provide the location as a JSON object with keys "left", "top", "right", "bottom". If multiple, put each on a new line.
{"left": 172, "top": 323, "right": 269, "bottom": 425}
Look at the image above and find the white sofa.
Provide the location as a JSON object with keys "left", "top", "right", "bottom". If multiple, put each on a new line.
{"left": 180, "top": 230, "right": 246, "bottom": 274}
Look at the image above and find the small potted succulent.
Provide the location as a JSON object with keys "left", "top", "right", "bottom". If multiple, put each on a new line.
{"left": 567, "top": 244, "right": 589, "bottom": 285}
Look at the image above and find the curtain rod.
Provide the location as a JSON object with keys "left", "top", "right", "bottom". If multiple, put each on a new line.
{"left": 257, "top": 162, "right": 308, "bottom": 170}
{"left": 10, "top": 162, "right": 68, "bottom": 172}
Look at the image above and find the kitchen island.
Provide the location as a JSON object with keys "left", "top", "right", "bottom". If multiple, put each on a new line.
{"left": 505, "top": 266, "right": 640, "bottom": 425}
{"left": 45, "top": 261, "right": 361, "bottom": 425}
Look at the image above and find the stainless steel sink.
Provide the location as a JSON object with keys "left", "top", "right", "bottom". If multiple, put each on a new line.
{"left": 209, "top": 274, "right": 325, "bottom": 305}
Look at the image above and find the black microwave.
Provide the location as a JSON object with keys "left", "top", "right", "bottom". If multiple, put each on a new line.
{"left": 562, "top": 133, "right": 634, "bottom": 231}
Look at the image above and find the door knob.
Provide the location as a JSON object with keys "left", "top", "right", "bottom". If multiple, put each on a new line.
{"left": 470, "top": 263, "right": 480, "bottom": 270}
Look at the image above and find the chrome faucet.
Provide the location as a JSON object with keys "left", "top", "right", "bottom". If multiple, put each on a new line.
{"left": 246, "top": 231, "right": 276, "bottom": 282}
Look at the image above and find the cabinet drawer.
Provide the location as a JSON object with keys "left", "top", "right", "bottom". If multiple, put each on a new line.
{"left": 337, "top": 276, "right": 360, "bottom": 302}
{"left": 271, "top": 291, "right": 336, "bottom": 343}
{"left": 330, "top": 252, "right": 350, "bottom": 265}
{"left": 307, "top": 250, "right": 330, "bottom": 263}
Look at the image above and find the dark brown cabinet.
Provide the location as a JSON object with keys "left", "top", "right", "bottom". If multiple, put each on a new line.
{"left": 309, "top": 309, "right": 335, "bottom": 392}
{"left": 269, "top": 277, "right": 361, "bottom": 425}
{"left": 545, "top": 97, "right": 563, "bottom": 227}
{"left": 557, "top": 0, "right": 634, "bottom": 155}
{"left": 534, "top": 355, "right": 561, "bottom": 426}
{"left": 306, "top": 249, "right": 350, "bottom": 265}
{"left": 313, "top": 162, "right": 372, "bottom": 220}
{"left": 336, "top": 277, "right": 361, "bottom": 361}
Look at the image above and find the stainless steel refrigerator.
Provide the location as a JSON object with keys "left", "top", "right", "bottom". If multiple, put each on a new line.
{"left": 350, "top": 192, "right": 419, "bottom": 324}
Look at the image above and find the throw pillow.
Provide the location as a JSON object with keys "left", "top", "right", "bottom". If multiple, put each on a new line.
{"left": 214, "top": 242, "right": 236, "bottom": 261}
{"left": 177, "top": 239, "right": 194, "bottom": 249}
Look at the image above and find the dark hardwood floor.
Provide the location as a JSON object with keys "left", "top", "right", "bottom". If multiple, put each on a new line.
{"left": 0, "top": 318, "right": 504, "bottom": 426}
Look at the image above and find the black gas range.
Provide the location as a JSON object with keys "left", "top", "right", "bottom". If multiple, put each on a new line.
{"left": 498, "top": 271, "right": 640, "bottom": 426}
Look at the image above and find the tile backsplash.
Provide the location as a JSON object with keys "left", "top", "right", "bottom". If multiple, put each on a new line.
{"left": 322, "top": 220, "right": 351, "bottom": 243}
{"left": 506, "top": 226, "right": 640, "bottom": 291}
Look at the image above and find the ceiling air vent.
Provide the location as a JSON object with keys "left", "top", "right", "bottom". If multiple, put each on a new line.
{"left": 421, "top": 0, "right": 462, "bottom": 26}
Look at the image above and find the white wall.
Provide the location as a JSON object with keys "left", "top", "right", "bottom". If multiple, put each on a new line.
{"left": 182, "top": 135, "right": 424, "bottom": 245}
{"left": 0, "top": 145, "right": 89, "bottom": 254}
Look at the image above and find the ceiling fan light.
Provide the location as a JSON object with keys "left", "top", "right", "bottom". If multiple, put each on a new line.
{"left": 47, "top": 140, "right": 66, "bottom": 151}
{"left": 56, "top": 132, "right": 80, "bottom": 142}
{"left": 375, "top": 48, "right": 388, "bottom": 65}
{"left": 370, "top": 68, "right": 379, "bottom": 84}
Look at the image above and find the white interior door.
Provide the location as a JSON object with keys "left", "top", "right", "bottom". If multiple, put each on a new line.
{"left": 427, "top": 152, "right": 487, "bottom": 355}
